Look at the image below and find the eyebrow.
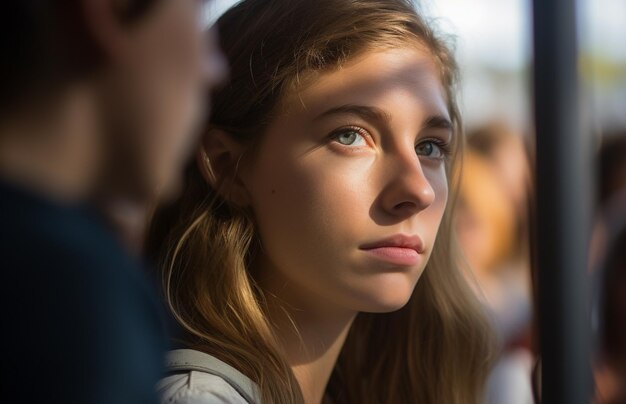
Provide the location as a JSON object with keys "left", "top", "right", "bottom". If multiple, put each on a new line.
{"left": 421, "top": 115, "right": 454, "bottom": 133}
{"left": 314, "top": 104, "right": 392, "bottom": 125}
{"left": 314, "top": 104, "right": 453, "bottom": 135}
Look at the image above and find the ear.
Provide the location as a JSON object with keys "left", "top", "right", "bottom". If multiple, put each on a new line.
{"left": 197, "top": 129, "right": 251, "bottom": 206}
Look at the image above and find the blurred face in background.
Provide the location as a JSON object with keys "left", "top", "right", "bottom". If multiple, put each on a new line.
{"left": 98, "top": 0, "right": 227, "bottom": 202}
{"left": 455, "top": 151, "right": 516, "bottom": 275}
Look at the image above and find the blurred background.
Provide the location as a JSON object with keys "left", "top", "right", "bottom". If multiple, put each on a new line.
{"left": 206, "top": 1, "right": 626, "bottom": 402}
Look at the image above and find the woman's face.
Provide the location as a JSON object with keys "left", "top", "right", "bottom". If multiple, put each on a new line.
{"left": 242, "top": 48, "right": 452, "bottom": 313}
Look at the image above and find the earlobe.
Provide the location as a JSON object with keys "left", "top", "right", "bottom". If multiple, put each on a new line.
{"left": 198, "top": 129, "right": 251, "bottom": 206}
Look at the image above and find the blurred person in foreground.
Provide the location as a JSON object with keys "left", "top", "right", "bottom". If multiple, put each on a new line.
{"left": 0, "top": 0, "right": 226, "bottom": 403}
{"left": 455, "top": 123, "right": 534, "bottom": 404}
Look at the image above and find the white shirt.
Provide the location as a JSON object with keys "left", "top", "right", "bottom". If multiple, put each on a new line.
{"left": 158, "top": 349, "right": 261, "bottom": 404}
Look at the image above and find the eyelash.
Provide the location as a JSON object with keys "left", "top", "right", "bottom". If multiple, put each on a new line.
{"left": 417, "top": 138, "right": 453, "bottom": 160}
{"left": 329, "top": 125, "right": 452, "bottom": 159}
{"left": 329, "top": 126, "right": 372, "bottom": 147}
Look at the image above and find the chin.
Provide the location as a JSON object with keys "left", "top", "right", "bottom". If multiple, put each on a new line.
{"left": 362, "top": 299, "right": 411, "bottom": 314}
{"left": 352, "top": 272, "right": 420, "bottom": 313}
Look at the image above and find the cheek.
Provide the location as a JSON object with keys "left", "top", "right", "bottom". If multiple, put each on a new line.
{"left": 247, "top": 146, "right": 373, "bottom": 269}
{"left": 423, "top": 165, "right": 449, "bottom": 240}
{"left": 133, "top": 41, "right": 206, "bottom": 188}
{"left": 137, "top": 2, "right": 206, "bottom": 135}
{"left": 255, "top": 159, "right": 362, "bottom": 226}
{"left": 156, "top": 41, "right": 205, "bottom": 142}
{"left": 422, "top": 164, "right": 449, "bottom": 205}
{"left": 432, "top": 169, "right": 449, "bottom": 213}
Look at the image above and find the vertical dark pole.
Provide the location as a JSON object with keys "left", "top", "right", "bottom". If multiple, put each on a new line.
{"left": 532, "top": 0, "right": 592, "bottom": 403}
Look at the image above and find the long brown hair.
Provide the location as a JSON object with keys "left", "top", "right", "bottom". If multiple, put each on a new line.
{"left": 148, "top": 1, "right": 494, "bottom": 402}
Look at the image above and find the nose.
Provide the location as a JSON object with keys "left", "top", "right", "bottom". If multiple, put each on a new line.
{"left": 379, "top": 153, "right": 436, "bottom": 218}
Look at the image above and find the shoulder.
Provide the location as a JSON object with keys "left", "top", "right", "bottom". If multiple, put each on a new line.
{"left": 159, "top": 371, "right": 250, "bottom": 404}
{"left": 159, "top": 349, "right": 260, "bottom": 404}
{"left": 0, "top": 185, "right": 166, "bottom": 402}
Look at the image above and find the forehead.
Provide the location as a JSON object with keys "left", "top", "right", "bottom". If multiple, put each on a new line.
{"left": 280, "top": 47, "right": 450, "bottom": 122}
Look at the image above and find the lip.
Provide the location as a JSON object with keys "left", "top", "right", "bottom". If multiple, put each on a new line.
{"left": 359, "top": 234, "right": 425, "bottom": 266}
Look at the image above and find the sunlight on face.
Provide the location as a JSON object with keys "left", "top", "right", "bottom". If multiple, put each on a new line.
{"left": 242, "top": 48, "right": 451, "bottom": 313}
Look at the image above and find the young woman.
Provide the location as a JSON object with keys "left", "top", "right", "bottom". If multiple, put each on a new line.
{"left": 148, "top": 0, "right": 494, "bottom": 403}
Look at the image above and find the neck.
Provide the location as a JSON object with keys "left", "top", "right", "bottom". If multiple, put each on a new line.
{"left": 0, "top": 87, "right": 100, "bottom": 204}
{"left": 258, "top": 261, "right": 357, "bottom": 404}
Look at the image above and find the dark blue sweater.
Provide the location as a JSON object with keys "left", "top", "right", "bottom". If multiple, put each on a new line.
{"left": 0, "top": 180, "right": 166, "bottom": 404}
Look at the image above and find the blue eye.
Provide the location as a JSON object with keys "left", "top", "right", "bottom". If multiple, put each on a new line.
{"left": 332, "top": 128, "right": 368, "bottom": 146}
{"left": 415, "top": 140, "right": 446, "bottom": 158}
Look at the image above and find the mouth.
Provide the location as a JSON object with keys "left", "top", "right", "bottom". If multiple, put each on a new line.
{"left": 359, "top": 234, "right": 425, "bottom": 266}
